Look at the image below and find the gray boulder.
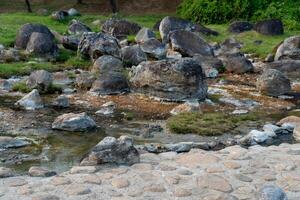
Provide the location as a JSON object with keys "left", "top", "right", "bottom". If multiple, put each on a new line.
{"left": 53, "top": 95, "right": 70, "bottom": 108}
{"left": 0, "top": 167, "right": 13, "bottom": 178}
{"left": 80, "top": 136, "right": 140, "bottom": 166}
{"left": 62, "top": 35, "right": 80, "bottom": 51}
{"left": 193, "top": 55, "right": 223, "bottom": 78}
{"left": 0, "top": 48, "right": 24, "bottom": 63}
{"left": 130, "top": 58, "right": 207, "bottom": 101}
{"left": 68, "top": 8, "right": 80, "bottom": 16}
{"left": 254, "top": 19, "right": 284, "bottom": 36}
{"left": 265, "top": 60, "right": 300, "bottom": 78}
{"left": 102, "top": 19, "right": 141, "bottom": 39}
{"left": 26, "top": 70, "right": 53, "bottom": 92}
{"left": 15, "top": 23, "right": 54, "bottom": 49}
{"left": 0, "top": 79, "right": 12, "bottom": 91}
{"left": 68, "top": 20, "right": 91, "bottom": 35}
{"left": 140, "top": 38, "right": 167, "bottom": 59}
{"left": 121, "top": 45, "right": 147, "bottom": 67}
{"left": 52, "top": 112, "right": 96, "bottom": 132}
{"left": 15, "top": 89, "right": 44, "bottom": 110}
{"left": 135, "top": 28, "right": 156, "bottom": 43}
{"left": 257, "top": 185, "right": 287, "bottom": 200}
{"left": 218, "top": 53, "right": 253, "bottom": 74}
{"left": 51, "top": 10, "right": 68, "bottom": 21}
{"left": 26, "top": 32, "right": 58, "bottom": 58}
{"left": 256, "top": 69, "right": 291, "bottom": 97}
{"left": 275, "top": 36, "right": 300, "bottom": 61}
{"left": 91, "top": 55, "right": 123, "bottom": 74}
{"left": 294, "top": 125, "right": 300, "bottom": 142}
{"left": 78, "top": 32, "right": 121, "bottom": 60}
{"left": 28, "top": 166, "right": 56, "bottom": 177}
{"left": 228, "top": 21, "right": 253, "bottom": 33}
{"left": 75, "top": 72, "right": 96, "bottom": 90}
{"left": 0, "top": 136, "right": 29, "bottom": 149}
{"left": 169, "top": 30, "right": 213, "bottom": 57}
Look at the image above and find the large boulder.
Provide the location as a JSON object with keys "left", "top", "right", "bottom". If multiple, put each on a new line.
{"left": 257, "top": 185, "right": 288, "bottom": 200}
{"left": 68, "top": 20, "right": 91, "bottom": 35}
{"left": 26, "top": 70, "right": 53, "bottom": 92}
{"left": 193, "top": 55, "right": 223, "bottom": 78}
{"left": 78, "top": 32, "right": 121, "bottom": 60}
{"left": 140, "top": 38, "right": 167, "bottom": 59}
{"left": 275, "top": 36, "right": 300, "bottom": 61}
{"left": 218, "top": 52, "right": 253, "bottom": 74}
{"left": 62, "top": 35, "right": 80, "bottom": 51}
{"left": 254, "top": 19, "right": 284, "bottom": 36}
{"left": 101, "top": 19, "right": 141, "bottom": 39}
{"left": 26, "top": 32, "right": 58, "bottom": 58}
{"left": 51, "top": 10, "right": 68, "bottom": 21}
{"left": 80, "top": 136, "right": 140, "bottom": 166}
{"left": 130, "top": 58, "right": 208, "bottom": 101}
{"left": 90, "top": 73, "right": 129, "bottom": 95}
{"left": 121, "top": 45, "right": 147, "bottom": 67}
{"left": 15, "top": 89, "right": 44, "bottom": 110}
{"left": 169, "top": 30, "right": 213, "bottom": 57}
{"left": 91, "top": 55, "right": 123, "bottom": 74}
{"left": 265, "top": 60, "right": 300, "bottom": 78}
{"left": 15, "top": 23, "right": 54, "bottom": 49}
{"left": 228, "top": 21, "right": 253, "bottom": 33}
{"left": 52, "top": 112, "right": 96, "bottom": 132}
{"left": 256, "top": 69, "right": 291, "bottom": 97}
{"left": 75, "top": 72, "right": 96, "bottom": 90}
{"left": 135, "top": 28, "right": 156, "bottom": 43}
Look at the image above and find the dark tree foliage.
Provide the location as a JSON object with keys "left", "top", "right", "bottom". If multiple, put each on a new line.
{"left": 25, "top": 0, "right": 32, "bottom": 13}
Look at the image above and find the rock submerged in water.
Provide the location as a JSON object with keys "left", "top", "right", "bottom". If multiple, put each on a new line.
{"left": 15, "top": 89, "right": 43, "bottom": 110}
{"left": 28, "top": 166, "right": 56, "bottom": 177}
{"left": 257, "top": 185, "right": 288, "bottom": 200}
{"left": 80, "top": 136, "right": 139, "bottom": 166}
{"left": 0, "top": 136, "right": 29, "bottom": 149}
{"left": 52, "top": 112, "right": 96, "bottom": 132}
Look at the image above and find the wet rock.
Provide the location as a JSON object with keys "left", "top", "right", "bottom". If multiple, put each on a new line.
{"left": 75, "top": 72, "right": 96, "bottom": 90}
{"left": 257, "top": 185, "right": 287, "bottom": 200}
{"left": 275, "top": 36, "right": 300, "bottom": 61}
{"left": 254, "top": 19, "right": 284, "bottom": 36}
{"left": 169, "top": 30, "right": 213, "bottom": 57}
{"left": 121, "top": 45, "right": 147, "bottom": 67}
{"left": 135, "top": 28, "right": 156, "bottom": 43}
{"left": 68, "top": 8, "right": 80, "bottom": 16}
{"left": 218, "top": 52, "right": 253, "bottom": 73}
{"left": 52, "top": 112, "right": 96, "bottom": 132}
{"left": 53, "top": 95, "right": 70, "bottom": 108}
{"left": 78, "top": 32, "right": 120, "bottom": 60}
{"left": 249, "top": 130, "right": 271, "bottom": 143}
{"left": 293, "top": 125, "right": 300, "bottom": 142}
{"left": 170, "top": 100, "right": 200, "bottom": 115}
{"left": 68, "top": 20, "right": 91, "bottom": 35}
{"left": 15, "top": 23, "right": 54, "bottom": 49}
{"left": 62, "top": 35, "right": 80, "bottom": 51}
{"left": 28, "top": 166, "right": 56, "bottom": 177}
{"left": 90, "top": 72, "right": 129, "bottom": 95}
{"left": 26, "top": 70, "right": 53, "bottom": 92}
{"left": 81, "top": 136, "right": 140, "bottom": 166}
{"left": 15, "top": 89, "right": 43, "bottom": 110}
{"left": 51, "top": 10, "right": 68, "bottom": 21}
{"left": 0, "top": 136, "right": 29, "bottom": 149}
{"left": 95, "top": 101, "right": 116, "bottom": 116}
{"left": 92, "top": 55, "right": 123, "bottom": 74}
{"left": 256, "top": 69, "right": 291, "bottom": 97}
{"left": 228, "top": 21, "right": 253, "bottom": 33}
{"left": 140, "top": 38, "right": 167, "bottom": 59}
{"left": 130, "top": 58, "right": 207, "bottom": 101}
{"left": 102, "top": 19, "right": 141, "bottom": 39}
{"left": 0, "top": 167, "right": 13, "bottom": 178}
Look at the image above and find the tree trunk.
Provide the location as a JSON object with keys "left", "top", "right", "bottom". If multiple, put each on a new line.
{"left": 77, "top": 0, "right": 83, "bottom": 4}
{"left": 25, "top": 0, "right": 32, "bottom": 13}
{"left": 109, "top": 0, "right": 118, "bottom": 13}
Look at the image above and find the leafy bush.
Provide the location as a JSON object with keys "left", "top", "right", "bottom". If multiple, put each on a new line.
{"left": 177, "top": 0, "right": 300, "bottom": 30}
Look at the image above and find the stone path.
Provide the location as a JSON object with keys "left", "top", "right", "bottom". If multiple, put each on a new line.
{"left": 1, "top": 143, "right": 300, "bottom": 199}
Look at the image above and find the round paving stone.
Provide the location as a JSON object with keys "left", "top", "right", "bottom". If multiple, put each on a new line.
{"left": 82, "top": 175, "right": 102, "bottom": 185}
{"left": 235, "top": 174, "right": 253, "bottom": 182}
{"left": 6, "top": 178, "right": 28, "bottom": 187}
{"left": 223, "top": 161, "right": 241, "bottom": 169}
{"left": 144, "top": 184, "right": 166, "bottom": 193}
{"left": 131, "top": 163, "right": 153, "bottom": 171}
{"left": 197, "top": 174, "right": 233, "bottom": 193}
{"left": 51, "top": 177, "right": 71, "bottom": 186}
{"left": 32, "top": 194, "right": 60, "bottom": 200}
{"left": 65, "top": 184, "right": 91, "bottom": 195}
{"left": 174, "top": 188, "right": 192, "bottom": 197}
{"left": 111, "top": 178, "right": 130, "bottom": 188}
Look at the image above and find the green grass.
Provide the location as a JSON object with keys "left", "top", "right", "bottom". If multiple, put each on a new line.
{"left": 167, "top": 112, "right": 257, "bottom": 136}
{"left": 12, "top": 81, "right": 31, "bottom": 93}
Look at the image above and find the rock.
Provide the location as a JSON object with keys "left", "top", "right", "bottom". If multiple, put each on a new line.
{"left": 194, "top": 24, "right": 219, "bottom": 36}
{"left": 15, "top": 23, "right": 54, "bottom": 49}
{"left": 0, "top": 79, "right": 12, "bottom": 91}
{"left": 218, "top": 53, "right": 253, "bottom": 74}
{"left": 26, "top": 32, "right": 58, "bottom": 59}
{"left": 0, "top": 167, "right": 13, "bottom": 178}
{"left": 169, "top": 30, "right": 213, "bottom": 57}
{"left": 102, "top": 19, "right": 141, "bottom": 39}
{"left": 130, "top": 58, "right": 207, "bottom": 101}
{"left": 80, "top": 136, "right": 140, "bottom": 166}
{"left": 256, "top": 69, "right": 291, "bottom": 97}
{"left": 0, "top": 48, "right": 24, "bottom": 63}
{"left": 249, "top": 130, "right": 271, "bottom": 144}
{"left": 51, "top": 10, "right": 68, "bottom": 21}
{"left": 52, "top": 112, "right": 97, "bottom": 132}
{"left": 232, "top": 109, "right": 249, "bottom": 115}
{"left": 193, "top": 55, "right": 223, "bottom": 78}
{"left": 28, "top": 166, "right": 56, "bottom": 177}
{"left": 153, "top": 19, "right": 161, "bottom": 31}
{"left": 263, "top": 124, "right": 280, "bottom": 137}
{"left": 135, "top": 124, "right": 163, "bottom": 138}
{"left": 70, "top": 166, "right": 98, "bottom": 174}
{"left": 26, "top": 70, "right": 53, "bottom": 92}
{"left": 228, "top": 21, "right": 253, "bottom": 33}
{"left": 92, "top": 55, "right": 123, "bottom": 74}
{"left": 275, "top": 36, "right": 300, "bottom": 61}
{"left": 265, "top": 54, "right": 274, "bottom": 62}
{"left": 15, "top": 89, "right": 43, "bottom": 110}
{"left": 135, "top": 28, "right": 156, "bottom": 43}
{"left": 159, "top": 16, "right": 198, "bottom": 43}
{"left": 197, "top": 174, "right": 233, "bottom": 192}
{"left": 78, "top": 32, "right": 120, "bottom": 60}
{"left": 257, "top": 185, "right": 288, "bottom": 200}
{"left": 254, "top": 19, "right": 284, "bottom": 36}
{"left": 140, "top": 38, "right": 167, "bottom": 59}
{"left": 90, "top": 72, "right": 129, "bottom": 95}
{"left": 265, "top": 60, "right": 300, "bottom": 77}
{"left": 62, "top": 35, "right": 80, "bottom": 51}
{"left": 277, "top": 116, "right": 300, "bottom": 127}
{"left": 0, "top": 136, "right": 29, "bottom": 149}
{"left": 68, "top": 20, "right": 91, "bottom": 35}
{"left": 68, "top": 8, "right": 80, "bottom": 16}
{"left": 166, "top": 49, "right": 182, "bottom": 59}
{"left": 75, "top": 72, "right": 96, "bottom": 90}
{"left": 53, "top": 95, "right": 70, "bottom": 108}
{"left": 170, "top": 100, "right": 200, "bottom": 115}
{"left": 293, "top": 125, "right": 300, "bottom": 142}
{"left": 121, "top": 45, "right": 147, "bottom": 67}
{"left": 215, "top": 38, "right": 242, "bottom": 55}
{"left": 95, "top": 101, "right": 116, "bottom": 116}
